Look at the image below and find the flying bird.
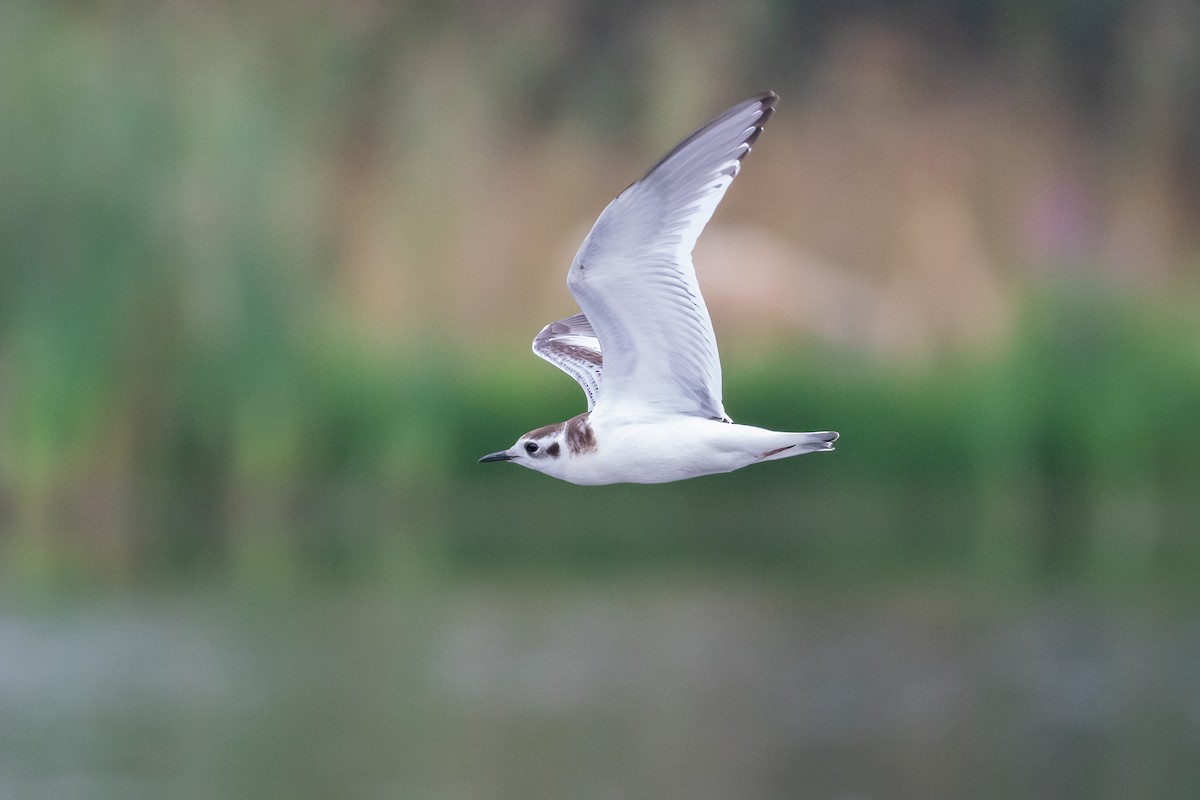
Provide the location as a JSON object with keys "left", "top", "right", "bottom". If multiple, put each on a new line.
{"left": 479, "top": 92, "right": 838, "bottom": 484}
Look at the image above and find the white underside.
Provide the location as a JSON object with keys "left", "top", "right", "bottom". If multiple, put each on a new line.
{"left": 536, "top": 413, "right": 834, "bottom": 486}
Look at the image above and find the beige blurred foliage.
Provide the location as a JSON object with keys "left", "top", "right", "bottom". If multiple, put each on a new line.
{"left": 316, "top": 8, "right": 1197, "bottom": 359}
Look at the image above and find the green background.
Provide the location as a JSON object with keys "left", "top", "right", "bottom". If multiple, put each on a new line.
{"left": 2, "top": 1, "right": 1198, "bottom": 797}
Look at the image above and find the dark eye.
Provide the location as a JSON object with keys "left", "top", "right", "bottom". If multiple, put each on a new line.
{"left": 524, "top": 442, "right": 539, "bottom": 454}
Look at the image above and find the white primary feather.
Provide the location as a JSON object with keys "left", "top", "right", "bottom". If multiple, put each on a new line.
{"left": 551, "top": 91, "right": 776, "bottom": 421}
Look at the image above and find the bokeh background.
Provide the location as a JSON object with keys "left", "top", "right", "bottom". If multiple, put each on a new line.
{"left": 3, "top": 0, "right": 1199, "bottom": 797}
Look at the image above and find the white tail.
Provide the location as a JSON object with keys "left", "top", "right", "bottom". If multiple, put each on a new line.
{"left": 757, "top": 430, "right": 839, "bottom": 462}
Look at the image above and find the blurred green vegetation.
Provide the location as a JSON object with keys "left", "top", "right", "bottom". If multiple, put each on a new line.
{"left": 1, "top": 0, "right": 1198, "bottom": 590}
{"left": 6, "top": 291, "right": 1199, "bottom": 589}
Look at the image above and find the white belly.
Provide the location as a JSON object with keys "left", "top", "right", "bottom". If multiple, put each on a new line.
{"left": 545, "top": 417, "right": 791, "bottom": 485}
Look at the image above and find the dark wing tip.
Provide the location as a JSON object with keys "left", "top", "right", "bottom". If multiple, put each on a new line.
{"left": 749, "top": 90, "right": 779, "bottom": 123}
{"left": 755, "top": 89, "right": 780, "bottom": 108}
{"left": 635, "top": 91, "right": 781, "bottom": 183}
{"left": 738, "top": 91, "right": 777, "bottom": 159}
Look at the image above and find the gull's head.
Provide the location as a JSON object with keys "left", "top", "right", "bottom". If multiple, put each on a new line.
{"left": 477, "top": 421, "right": 569, "bottom": 475}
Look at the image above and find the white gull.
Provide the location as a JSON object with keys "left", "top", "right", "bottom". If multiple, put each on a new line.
{"left": 480, "top": 92, "right": 838, "bottom": 484}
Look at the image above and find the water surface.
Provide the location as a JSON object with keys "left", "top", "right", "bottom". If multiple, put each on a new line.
{"left": 1, "top": 580, "right": 1196, "bottom": 799}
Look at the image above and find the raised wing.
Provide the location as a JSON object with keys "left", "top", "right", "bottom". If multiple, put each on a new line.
{"left": 565, "top": 92, "right": 776, "bottom": 420}
{"left": 532, "top": 312, "right": 603, "bottom": 411}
